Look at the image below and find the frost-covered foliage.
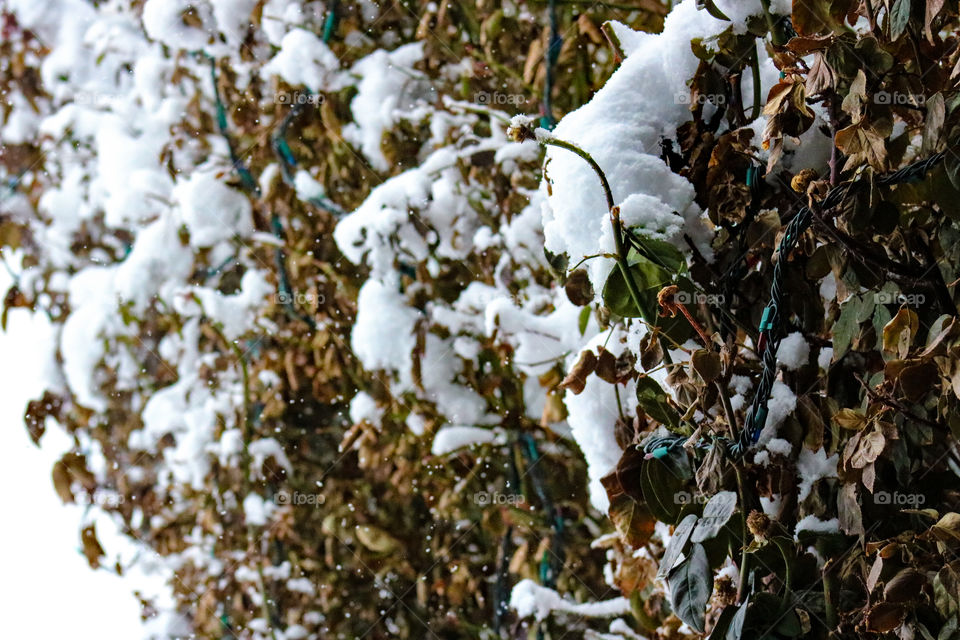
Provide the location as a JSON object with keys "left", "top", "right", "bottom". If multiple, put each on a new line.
{"left": 6, "top": 0, "right": 960, "bottom": 639}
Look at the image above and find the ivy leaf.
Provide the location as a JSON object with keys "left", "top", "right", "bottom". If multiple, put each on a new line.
{"left": 866, "top": 602, "right": 907, "bottom": 632}
{"left": 833, "top": 408, "right": 867, "bottom": 430}
{"left": 724, "top": 602, "right": 747, "bottom": 640}
{"left": 629, "top": 234, "right": 687, "bottom": 274}
{"left": 835, "top": 121, "right": 890, "bottom": 172}
{"left": 792, "top": 0, "right": 854, "bottom": 36}
{"left": 709, "top": 605, "right": 738, "bottom": 640}
{"left": 658, "top": 513, "right": 699, "bottom": 579}
{"left": 882, "top": 307, "right": 919, "bottom": 359}
{"left": 578, "top": 306, "right": 591, "bottom": 336}
{"left": 850, "top": 430, "right": 886, "bottom": 469}
{"left": 833, "top": 293, "right": 870, "bottom": 359}
{"left": 925, "top": 0, "right": 945, "bottom": 43}
{"left": 635, "top": 375, "right": 681, "bottom": 429}
{"left": 691, "top": 491, "right": 738, "bottom": 543}
{"left": 355, "top": 525, "right": 401, "bottom": 553}
{"left": 667, "top": 542, "right": 712, "bottom": 633}
{"left": 608, "top": 493, "right": 657, "bottom": 547}
{"left": 692, "top": 349, "right": 722, "bottom": 383}
{"left": 559, "top": 349, "right": 597, "bottom": 395}
{"left": 641, "top": 449, "right": 692, "bottom": 524}
{"left": 884, "top": 568, "right": 927, "bottom": 603}
{"left": 889, "top": 0, "right": 912, "bottom": 41}
{"left": 602, "top": 255, "right": 665, "bottom": 319}
{"left": 81, "top": 524, "right": 106, "bottom": 569}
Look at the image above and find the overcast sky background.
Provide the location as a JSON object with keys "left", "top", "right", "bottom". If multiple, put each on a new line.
{"left": 0, "top": 268, "right": 144, "bottom": 638}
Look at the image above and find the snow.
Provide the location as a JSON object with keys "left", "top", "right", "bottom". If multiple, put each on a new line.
{"left": 249, "top": 438, "right": 294, "bottom": 477}
{"left": 349, "top": 391, "right": 383, "bottom": 426}
{"left": 261, "top": 29, "right": 342, "bottom": 92}
{"left": 0, "top": 269, "right": 150, "bottom": 639}
{"left": 755, "top": 380, "right": 797, "bottom": 446}
{"left": 142, "top": 0, "right": 213, "bottom": 51}
{"left": 350, "top": 279, "right": 420, "bottom": 382}
{"left": 564, "top": 330, "right": 643, "bottom": 512}
{"left": 818, "top": 347, "right": 834, "bottom": 369}
{"left": 243, "top": 493, "right": 272, "bottom": 526}
{"left": 765, "top": 437, "right": 793, "bottom": 457}
{"left": 539, "top": 0, "right": 732, "bottom": 297}
{"left": 343, "top": 43, "right": 429, "bottom": 172}
{"left": 796, "top": 515, "right": 841, "bottom": 536}
{"left": 510, "top": 578, "right": 631, "bottom": 621}
{"left": 431, "top": 425, "right": 497, "bottom": 455}
{"left": 173, "top": 172, "right": 254, "bottom": 248}
{"left": 0, "top": 0, "right": 849, "bottom": 631}
{"left": 761, "top": 494, "right": 783, "bottom": 517}
{"left": 797, "top": 447, "right": 839, "bottom": 502}
{"left": 777, "top": 332, "right": 811, "bottom": 371}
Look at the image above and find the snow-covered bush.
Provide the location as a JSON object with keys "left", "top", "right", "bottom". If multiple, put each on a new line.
{"left": 5, "top": 0, "right": 960, "bottom": 639}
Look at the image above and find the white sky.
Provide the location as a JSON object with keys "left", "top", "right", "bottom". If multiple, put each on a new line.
{"left": 0, "top": 269, "right": 145, "bottom": 638}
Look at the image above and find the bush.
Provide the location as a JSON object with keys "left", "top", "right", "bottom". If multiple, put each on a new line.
{"left": 3, "top": 1, "right": 960, "bottom": 639}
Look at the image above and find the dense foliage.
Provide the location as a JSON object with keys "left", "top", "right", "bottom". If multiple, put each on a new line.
{"left": 4, "top": 0, "right": 960, "bottom": 639}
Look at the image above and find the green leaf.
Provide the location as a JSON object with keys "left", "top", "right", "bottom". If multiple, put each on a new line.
{"left": 691, "top": 491, "right": 738, "bottom": 543}
{"left": 667, "top": 542, "right": 713, "bottom": 633}
{"left": 578, "top": 306, "right": 591, "bottom": 336}
{"left": 601, "top": 250, "right": 674, "bottom": 320}
{"left": 658, "top": 513, "right": 698, "bottom": 579}
{"left": 640, "top": 449, "right": 692, "bottom": 524}
{"left": 725, "top": 601, "right": 747, "bottom": 640}
{"left": 946, "top": 152, "right": 960, "bottom": 192}
{"left": 833, "top": 293, "right": 871, "bottom": 359}
{"left": 889, "top": 0, "right": 912, "bottom": 41}
{"left": 628, "top": 234, "right": 687, "bottom": 274}
{"left": 709, "top": 605, "right": 738, "bottom": 640}
{"left": 635, "top": 375, "right": 681, "bottom": 429}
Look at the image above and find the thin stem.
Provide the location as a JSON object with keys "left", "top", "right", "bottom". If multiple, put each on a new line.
{"left": 773, "top": 536, "right": 794, "bottom": 613}
{"left": 734, "top": 466, "right": 750, "bottom": 602}
{"left": 818, "top": 538, "right": 838, "bottom": 630}
{"left": 539, "top": 138, "right": 647, "bottom": 320}
{"left": 540, "top": 138, "right": 614, "bottom": 209}
{"left": 613, "top": 383, "right": 625, "bottom": 422}
{"left": 749, "top": 42, "right": 762, "bottom": 121}
{"left": 717, "top": 377, "right": 739, "bottom": 437}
